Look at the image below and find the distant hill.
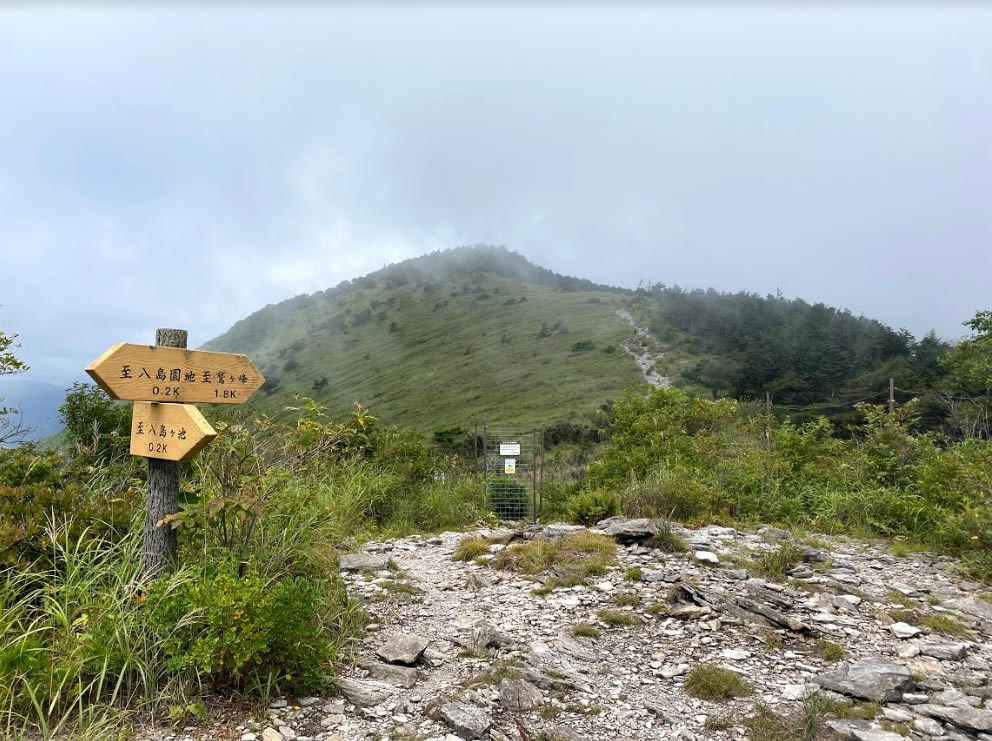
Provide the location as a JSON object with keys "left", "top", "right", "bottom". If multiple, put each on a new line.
{"left": 203, "top": 246, "right": 939, "bottom": 432}
{"left": 0, "top": 377, "right": 66, "bottom": 442}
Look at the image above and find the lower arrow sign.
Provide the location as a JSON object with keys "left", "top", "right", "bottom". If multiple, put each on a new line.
{"left": 129, "top": 402, "right": 217, "bottom": 462}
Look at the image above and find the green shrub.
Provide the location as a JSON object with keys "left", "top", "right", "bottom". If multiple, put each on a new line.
{"left": 571, "top": 340, "right": 595, "bottom": 352}
{"left": 0, "top": 444, "right": 65, "bottom": 488}
{"left": 0, "top": 483, "right": 139, "bottom": 570}
{"left": 565, "top": 489, "right": 619, "bottom": 526}
{"left": 144, "top": 561, "right": 333, "bottom": 693}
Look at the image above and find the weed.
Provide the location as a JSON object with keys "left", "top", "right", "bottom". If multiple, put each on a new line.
{"left": 684, "top": 664, "right": 752, "bottom": 702}
{"left": 490, "top": 533, "right": 616, "bottom": 592}
{"left": 379, "top": 580, "right": 423, "bottom": 595}
{"left": 704, "top": 713, "right": 734, "bottom": 730}
{"left": 763, "top": 633, "right": 784, "bottom": 649}
{"left": 596, "top": 609, "right": 639, "bottom": 627}
{"left": 624, "top": 567, "right": 643, "bottom": 582}
{"left": 923, "top": 613, "right": 970, "bottom": 637}
{"left": 646, "top": 602, "right": 666, "bottom": 616}
{"left": 613, "top": 593, "right": 639, "bottom": 607}
{"left": 746, "top": 543, "right": 805, "bottom": 579}
{"left": 886, "top": 589, "right": 914, "bottom": 607}
{"left": 645, "top": 522, "right": 688, "bottom": 553}
{"left": 453, "top": 536, "right": 490, "bottom": 562}
{"left": 816, "top": 640, "right": 845, "bottom": 662}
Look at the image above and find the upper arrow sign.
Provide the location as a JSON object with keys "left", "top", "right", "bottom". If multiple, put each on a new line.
{"left": 86, "top": 343, "right": 265, "bottom": 404}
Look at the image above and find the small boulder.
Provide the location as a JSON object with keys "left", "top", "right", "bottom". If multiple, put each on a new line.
{"left": 694, "top": 550, "right": 719, "bottom": 565}
{"left": 335, "top": 677, "right": 394, "bottom": 707}
{"left": 498, "top": 678, "right": 544, "bottom": 711}
{"left": 944, "top": 595, "right": 992, "bottom": 622}
{"left": 813, "top": 656, "right": 914, "bottom": 702}
{"left": 889, "top": 622, "right": 921, "bottom": 639}
{"left": 376, "top": 634, "right": 429, "bottom": 665}
{"left": 338, "top": 553, "right": 391, "bottom": 571}
{"left": 920, "top": 641, "right": 969, "bottom": 661}
{"left": 439, "top": 701, "right": 493, "bottom": 739}
{"left": 597, "top": 517, "right": 661, "bottom": 542}
{"left": 914, "top": 704, "right": 992, "bottom": 733}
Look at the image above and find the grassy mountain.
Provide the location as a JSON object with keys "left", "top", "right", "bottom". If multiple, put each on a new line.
{"left": 203, "top": 247, "right": 661, "bottom": 430}
{"left": 203, "top": 245, "right": 933, "bottom": 432}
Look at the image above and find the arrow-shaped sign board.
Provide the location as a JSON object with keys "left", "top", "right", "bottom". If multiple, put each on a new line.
{"left": 130, "top": 402, "right": 217, "bottom": 462}
{"left": 86, "top": 343, "right": 264, "bottom": 404}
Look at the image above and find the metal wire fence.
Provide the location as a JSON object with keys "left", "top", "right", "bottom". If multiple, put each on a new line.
{"left": 481, "top": 424, "right": 543, "bottom": 522}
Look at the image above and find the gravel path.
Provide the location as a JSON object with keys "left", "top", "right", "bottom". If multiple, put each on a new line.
{"left": 139, "top": 521, "right": 992, "bottom": 741}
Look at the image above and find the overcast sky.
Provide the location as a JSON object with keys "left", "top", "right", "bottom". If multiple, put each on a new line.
{"left": 1, "top": 5, "right": 990, "bottom": 388}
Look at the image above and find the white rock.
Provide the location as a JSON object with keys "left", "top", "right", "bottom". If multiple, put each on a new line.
{"left": 889, "top": 622, "right": 921, "bottom": 639}
{"left": 694, "top": 550, "right": 719, "bottom": 565}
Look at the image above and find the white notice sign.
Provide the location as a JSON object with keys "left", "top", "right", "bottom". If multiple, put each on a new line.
{"left": 499, "top": 441, "right": 521, "bottom": 456}
{"left": 504, "top": 458, "right": 516, "bottom": 474}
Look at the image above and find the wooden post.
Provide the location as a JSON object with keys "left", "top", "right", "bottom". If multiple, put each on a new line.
{"left": 765, "top": 391, "right": 772, "bottom": 451}
{"left": 143, "top": 328, "right": 187, "bottom": 579}
{"left": 889, "top": 377, "right": 895, "bottom": 414}
{"left": 531, "top": 427, "right": 537, "bottom": 522}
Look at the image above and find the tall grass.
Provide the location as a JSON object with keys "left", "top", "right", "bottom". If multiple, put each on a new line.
{"left": 0, "top": 517, "right": 172, "bottom": 739}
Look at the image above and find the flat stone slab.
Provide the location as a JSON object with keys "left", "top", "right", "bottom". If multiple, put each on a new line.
{"left": 596, "top": 516, "right": 661, "bottom": 542}
{"left": 890, "top": 622, "right": 921, "bottom": 639}
{"left": 944, "top": 595, "right": 992, "bottom": 621}
{"left": 338, "top": 553, "right": 391, "bottom": 571}
{"left": 914, "top": 704, "right": 992, "bottom": 733}
{"left": 920, "top": 641, "right": 969, "bottom": 661}
{"left": 359, "top": 659, "right": 419, "bottom": 688}
{"left": 335, "top": 677, "right": 394, "bottom": 707}
{"left": 499, "top": 678, "right": 544, "bottom": 711}
{"left": 439, "top": 701, "right": 492, "bottom": 739}
{"left": 376, "top": 633, "right": 429, "bottom": 665}
{"left": 813, "top": 656, "right": 913, "bottom": 702}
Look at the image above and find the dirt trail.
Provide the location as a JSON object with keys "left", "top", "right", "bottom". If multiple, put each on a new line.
{"left": 615, "top": 309, "right": 670, "bottom": 389}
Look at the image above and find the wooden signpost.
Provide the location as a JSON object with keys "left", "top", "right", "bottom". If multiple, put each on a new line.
{"left": 87, "top": 329, "right": 264, "bottom": 577}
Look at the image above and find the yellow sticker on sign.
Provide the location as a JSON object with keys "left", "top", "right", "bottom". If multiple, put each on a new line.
{"left": 504, "top": 458, "right": 516, "bottom": 474}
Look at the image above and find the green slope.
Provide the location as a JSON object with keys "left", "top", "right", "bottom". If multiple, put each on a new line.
{"left": 202, "top": 248, "right": 664, "bottom": 430}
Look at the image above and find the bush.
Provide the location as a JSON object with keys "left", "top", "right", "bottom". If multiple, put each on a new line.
{"left": 565, "top": 489, "right": 619, "bottom": 526}
{"left": 0, "top": 443, "right": 65, "bottom": 488}
{"left": 0, "top": 483, "right": 139, "bottom": 569}
{"left": 571, "top": 340, "right": 595, "bottom": 352}
{"left": 144, "top": 561, "right": 334, "bottom": 693}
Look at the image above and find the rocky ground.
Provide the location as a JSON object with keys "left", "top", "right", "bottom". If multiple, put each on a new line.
{"left": 141, "top": 519, "right": 992, "bottom": 741}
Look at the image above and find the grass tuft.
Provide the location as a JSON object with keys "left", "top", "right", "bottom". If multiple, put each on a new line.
{"left": 816, "top": 640, "right": 845, "bottom": 662}
{"left": 453, "top": 536, "right": 490, "bottom": 562}
{"left": 746, "top": 543, "right": 805, "bottom": 579}
{"left": 613, "top": 593, "right": 639, "bottom": 607}
{"left": 684, "top": 664, "right": 752, "bottom": 702}
{"left": 596, "top": 609, "right": 639, "bottom": 627}
{"left": 572, "top": 623, "right": 601, "bottom": 639}
{"left": 923, "top": 613, "right": 969, "bottom": 637}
